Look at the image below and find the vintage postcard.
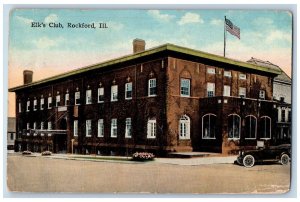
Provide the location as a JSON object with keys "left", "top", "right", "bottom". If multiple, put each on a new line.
{"left": 7, "top": 9, "right": 292, "bottom": 194}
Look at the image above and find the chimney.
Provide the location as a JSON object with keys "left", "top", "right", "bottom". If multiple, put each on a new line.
{"left": 133, "top": 39, "right": 145, "bottom": 53}
{"left": 23, "top": 70, "right": 33, "bottom": 84}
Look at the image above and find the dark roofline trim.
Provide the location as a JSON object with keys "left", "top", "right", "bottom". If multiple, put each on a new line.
{"left": 9, "top": 43, "right": 282, "bottom": 92}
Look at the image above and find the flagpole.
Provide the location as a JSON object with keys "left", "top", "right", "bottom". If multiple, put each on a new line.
{"left": 224, "top": 16, "right": 226, "bottom": 57}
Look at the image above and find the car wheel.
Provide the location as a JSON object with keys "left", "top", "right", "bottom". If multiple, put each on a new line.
{"left": 280, "top": 154, "right": 290, "bottom": 165}
{"left": 243, "top": 155, "right": 255, "bottom": 168}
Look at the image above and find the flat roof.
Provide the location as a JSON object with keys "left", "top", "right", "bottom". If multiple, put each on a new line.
{"left": 9, "top": 43, "right": 282, "bottom": 92}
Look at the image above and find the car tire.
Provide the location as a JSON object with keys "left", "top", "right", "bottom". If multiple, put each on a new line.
{"left": 243, "top": 155, "right": 255, "bottom": 168}
{"left": 280, "top": 154, "right": 290, "bottom": 165}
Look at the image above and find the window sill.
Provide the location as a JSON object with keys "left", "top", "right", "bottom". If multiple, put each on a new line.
{"left": 125, "top": 136, "right": 132, "bottom": 139}
{"left": 180, "top": 95, "right": 190, "bottom": 98}
{"left": 125, "top": 98, "right": 132, "bottom": 100}
{"left": 98, "top": 101, "right": 104, "bottom": 103}
{"left": 147, "top": 136, "right": 156, "bottom": 139}
{"left": 148, "top": 95, "right": 157, "bottom": 97}
{"left": 202, "top": 137, "right": 216, "bottom": 140}
{"left": 110, "top": 136, "right": 117, "bottom": 138}
{"left": 179, "top": 138, "right": 190, "bottom": 140}
{"left": 245, "top": 138, "right": 257, "bottom": 140}
{"left": 97, "top": 136, "right": 104, "bottom": 138}
{"left": 228, "top": 138, "right": 240, "bottom": 141}
{"left": 260, "top": 138, "right": 271, "bottom": 140}
{"left": 111, "top": 100, "right": 118, "bottom": 102}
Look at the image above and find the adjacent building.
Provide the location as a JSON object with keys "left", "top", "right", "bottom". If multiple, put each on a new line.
{"left": 9, "top": 39, "right": 284, "bottom": 155}
{"left": 7, "top": 117, "right": 16, "bottom": 150}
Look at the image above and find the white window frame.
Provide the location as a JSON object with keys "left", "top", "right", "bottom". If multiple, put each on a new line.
{"left": 239, "top": 73, "right": 247, "bottom": 80}
{"left": 98, "top": 119, "right": 104, "bottom": 137}
{"left": 86, "top": 120, "right": 92, "bottom": 137}
{"left": 207, "top": 67, "right": 215, "bottom": 74}
{"left": 180, "top": 78, "right": 191, "bottom": 97}
{"left": 74, "top": 120, "right": 78, "bottom": 137}
{"left": 33, "top": 99, "right": 37, "bottom": 111}
{"left": 239, "top": 87, "right": 246, "bottom": 98}
{"left": 259, "top": 90, "right": 265, "bottom": 99}
{"left": 26, "top": 123, "right": 30, "bottom": 136}
{"left": 207, "top": 82, "right": 215, "bottom": 97}
{"left": 224, "top": 71, "right": 231, "bottom": 77}
{"left": 111, "top": 85, "right": 118, "bottom": 102}
{"left": 48, "top": 97, "right": 52, "bottom": 109}
{"left": 98, "top": 87, "right": 104, "bottom": 103}
{"left": 260, "top": 116, "right": 271, "bottom": 140}
{"left": 26, "top": 100, "right": 30, "bottom": 112}
{"left": 86, "top": 89, "right": 92, "bottom": 104}
{"left": 18, "top": 102, "right": 22, "bottom": 113}
{"left": 75, "top": 91, "right": 80, "bottom": 105}
{"left": 125, "top": 118, "right": 132, "bottom": 138}
{"left": 202, "top": 114, "right": 217, "bottom": 139}
{"left": 111, "top": 119, "right": 117, "bottom": 138}
{"left": 147, "top": 118, "right": 156, "bottom": 139}
{"left": 56, "top": 95, "right": 60, "bottom": 107}
{"left": 33, "top": 122, "right": 37, "bottom": 136}
{"left": 125, "top": 82, "right": 133, "bottom": 100}
{"left": 228, "top": 114, "right": 241, "bottom": 140}
{"left": 65, "top": 93, "right": 69, "bottom": 106}
{"left": 41, "top": 122, "right": 44, "bottom": 136}
{"left": 223, "top": 85, "right": 231, "bottom": 97}
{"left": 148, "top": 78, "right": 157, "bottom": 97}
{"left": 245, "top": 115, "right": 257, "bottom": 140}
{"left": 40, "top": 98, "right": 44, "bottom": 110}
{"left": 179, "top": 115, "right": 190, "bottom": 140}
{"left": 47, "top": 122, "right": 52, "bottom": 136}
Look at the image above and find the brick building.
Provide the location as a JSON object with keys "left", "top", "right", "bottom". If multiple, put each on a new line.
{"left": 9, "top": 39, "right": 283, "bottom": 155}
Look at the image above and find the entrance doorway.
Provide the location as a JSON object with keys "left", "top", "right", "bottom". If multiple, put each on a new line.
{"left": 54, "top": 118, "right": 67, "bottom": 153}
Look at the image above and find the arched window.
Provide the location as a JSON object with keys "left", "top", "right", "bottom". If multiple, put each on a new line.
{"left": 245, "top": 115, "right": 257, "bottom": 139}
{"left": 179, "top": 115, "right": 190, "bottom": 139}
{"left": 260, "top": 116, "right": 271, "bottom": 139}
{"left": 228, "top": 114, "right": 241, "bottom": 139}
{"left": 202, "top": 114, "right": 217, "bottom": 139}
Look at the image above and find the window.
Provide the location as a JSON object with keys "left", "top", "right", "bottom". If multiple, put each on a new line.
{"left": 259, "top": 90, "right": 265, "bottom": 99}
{"left": 48, "top": 122, "right": 52, "bottom": 136}
{"left": 224, "top": 71, "right": 231, "bottom": 77}
{"left": 41, "top": 122, "right": 44, "bottom": 136}
{"left": 202, "top": 114, "right": 217, "bottom": 139}
{"left": 125, "top": 82, "right": 133, "bottom": 99}
{"left": 223, "top": 85, "right": 231, "bottom": 96}
{"left": 281, "top": 109, "right": 286, "bottom": 122}
{"left": 33, "top": 122, "right": 37, "bottom": 136}
{"left": 228, "top": 114, "right": 241, "bottom": 139}
{"left": 111, "top": 119, "right": 117, "bottom": 137}
{"left": 260, "top": 116, "right": 271, "bottom": 139}
{"left": 239, "top": 73, "right": 246, "bottom": 80}
{"left": 147, "top": 118, "right": 156, "bottom": 139}
{"left": 18, "top": 102, "right": 21, "bottom": 113}
{"left": 98, "top": 87, "right": 104, "bottom": 103}
{"left": 125, "top": 118, "right": 132, "bottom": 138}
{"left": 245, "top": 115, "right": 257, "bottom": 139}
{"left": 180, "top": 79, "right": 190, "bottom": 97}
{"left": 33, "top": 99, "right": 37, "bottom": 111}
{"left": 75, "top": 91, "right": 80, "bottom": 105}
{"left": 26, "top": 100, "right": 30, "bottom": 112}
{"left": 148, "top": 78, "right": 157, "bottom": 96}
{"left": 207, "top": 67, "right": 215, "bottom": 74}
{"left": 74, "top": 120, "right": 78, "bottom": 137}
{"left": 288, "top": 110, "right": 291, "bottom": 122}
{"left": 10, "top": 133, "right": 14, "bottom": 140}
{"left": 65, "top": 93, "right": 69, "bottom": 106}
{"left": 239, "top": 87, "right": 246, "bottom": 98}
{"left": 86, "top": 120, "right": 92, "bottom": 137}
{"left": 48, "top": 97, "right": 52, "bottom": 109}
{"left": 111, "top": 85, "right": 118, "bottom": 101}
{"left": 179, "top": 115, "right": 190, "bottom": 139}
{"left": 26, "top": 123, "right": 30, "bottom": 136}
{"left": 86, "top": 89, "right": 92, "bottom": 104}
{"left": 56, "top": 95, "right": 60, "bottom": 107}
{"left": 207, "top": 83, "right": 215, "bottom": 97}
{"left": 98, "top": 119, "right": 104, "bottom": 137}
{"left": 40, "top": 98, "right": 44, "bottom": 110}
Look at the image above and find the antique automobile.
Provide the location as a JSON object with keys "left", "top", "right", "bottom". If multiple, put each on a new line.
{"left": 236, "top": 141, "right": 291, "bottom": 168}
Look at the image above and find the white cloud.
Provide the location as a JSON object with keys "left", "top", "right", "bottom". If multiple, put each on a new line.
{"left": 44, "top": 14, "right": 58, "bottom": 23}
{"left": 253, "top": 17, "right": 274, "bottom": 26}
{"left": 32, "top": 36, "right": 64, "bottom": 49}
{"left": 148, "top": 10, "right": 175, "bottom": 22}
{"left": 210, "top": 19, "right": 223, "bottom": 26}
{"left": 106, "top": 21, "right": 124, "bottom": 30}
{"left": 15, "top": 16, "right": 33, "bottom": 25}
{"left": 266, "top": 30, "right": 291, "bottom": 44}
{"left": 177, "top": 12, "right": 204, "bottom": 25}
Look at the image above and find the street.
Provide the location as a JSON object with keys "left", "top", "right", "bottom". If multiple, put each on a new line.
{"left": 7, "top": 154, "right": 290, "bottom": 194}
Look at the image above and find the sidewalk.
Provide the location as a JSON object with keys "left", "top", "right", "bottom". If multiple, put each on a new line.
{"left": 9, "top": 152, "right": 238, "bottom": 166}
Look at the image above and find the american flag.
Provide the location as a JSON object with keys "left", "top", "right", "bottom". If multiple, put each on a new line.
{"left": 225, "top": 18, "right": 240, "bottom": 39}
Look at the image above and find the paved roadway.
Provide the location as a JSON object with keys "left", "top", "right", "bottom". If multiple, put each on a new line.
{"left": 7, "top": 154, "right": 290, "bottom": 194}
